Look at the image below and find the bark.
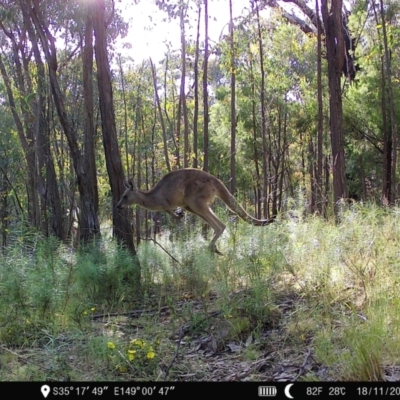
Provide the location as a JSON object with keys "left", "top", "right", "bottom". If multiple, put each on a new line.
{"left": 25, "top": 11, "right": 64, "bottom": 239}
{"left": 321, "top": 0, "right": 347, "bottom": 211}
{"left": 379, "top": 0, "right": 397, "bottom": 203}
{"left": 249, "top": 53, "right": 262, "bottom": 219}
{"left": 192, "top": 2, "right": 201, "bottom": 169}
{"left": 117, "top": 54, "right": 130, "bottom": 174}
{"left": 202, "top": 0, "right": 209, "bottom": 172}
{"left": 150, "top": 58, "right": 171, "bottom": 172}
{"left": 92, "top": 0, "right": 136, "bottom": 255}
{"left": 179, "top": 3, "right": 190, "bottom": 168}
{"left": 1, "top": 167, "right": 9, "bottom": 251}
{"left": 253, "top": 0, "right": 269, "bottom": 218}
{"left": 273, "top": 0, "right": 358, "bottom": 79}
{"left": 28, "top": 0, "right": 101, "bottom": 243}
{"left": 81, "top": 8, "right": 101, "bottom": 242}
{"left": 229, "top": 0, "right": 236, "bottom": 195}
{"left": 315, "top": 0, "right": 324, "bottom": 214}
{"left": 0, "top": 53, "right": 38, "bottom": 228}
{"left": 0, "top": 17, "right": 40, "bottom": 229}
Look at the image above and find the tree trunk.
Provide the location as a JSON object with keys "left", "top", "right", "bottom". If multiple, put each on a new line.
{"left": 202, "top": 0, "right": 209, "bottom": 172}
{"left": 28, "top": 0, "right": 101, "bottom": 244}
{"left": 379, "top": 0, "right": 397, "bottom": 203}
{"left": 253, "top": 0, "right": 269, "bottom": 218}
{"left": 321, "top": 0, "right": 347, "bottom": 212}
{"left": 150, "top": 58, "right": 171, "bottom": 172}
{"left": 229, "top": 0, "right": 236, "bottom": 194}
{"left": 0, "top": 19, "right": 40, "bottom": 230}
{"left": 1, "top": 167, "right": 9, "bottom": 251}
{"left": 92, "top": 0, "right": 136, "bottom": 256}
{"left": 179, "top": 3, "right": 190, "bottom": 168}
{"left": 81, "top": 8, "right": 101, "bottom": 243}
{"left": 315, "top": 0, "right": 324, "bottom": 214}
{"left": 192, "top": 2, "right": 201, "bottom": 169}
{"left": 249, "top": 52, "right": 262, "bottom": 219}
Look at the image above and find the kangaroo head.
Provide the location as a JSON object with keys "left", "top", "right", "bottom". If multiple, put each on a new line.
{"left": 116, "top": 180, "right": 137, "bottom": 210}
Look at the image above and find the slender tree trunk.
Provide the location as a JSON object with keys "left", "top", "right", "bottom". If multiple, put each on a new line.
{"left": 278, "top": 112, "right": 287, "bottom": 212}
{"left": 321, "top": 0, "right": 347, "bottom": 213}
{"left": 1, "top": 167, "right": 9, "bottom": 251}
{"left": 118, "top": 54, "right": 130, "bottom": 173}
{"left": 92, "top": 0, "right": 136, "bottom": 256}
{"left": 253, "top": 0, "right": 269, "bottom": 218}
{"left": 179, "top": 3, "right": 190, "bottom": 168}
{"left": 0, "top": 54, "right": 38, "bottom": 228}
{"left": 379, "top": 0, "right": 397, "bottom": 203}
{"left": 229, "top": 0, "right": 236, "bottom": 194}
{"left": 203, "top": 0, "right": 209, "bottom": 172}
{"left": 380, "top": 54, "right": 391, "bottom": 204}
{"left": 150, "top": 58, "right": 171, "bottom": 172}
{"left": 20, "top": 2, "right": 64, "bottom": 238}
{"left": 249, "top": 53, "right": 262, "bottom": 219}
{"left": 28, "top": 0, "right": 101, "bottom": 244}
{"left": 315, "top": 0, "right": 324, "bottom": 214}
{"left": 192, "top": 2, "right": 201, "bottom": 169}
{"left": 81, "top": 8, "right": 100, "bottom": 243}
{"left": 371, "top": 3, "right": 391, "bottom": 204}
{"left": 0, "top": 21, "right": 40, "bottom": 230}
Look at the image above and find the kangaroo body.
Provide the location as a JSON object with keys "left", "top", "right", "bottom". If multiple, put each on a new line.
{"left": 117, "top": 168, "right": 274, "bottom": 253}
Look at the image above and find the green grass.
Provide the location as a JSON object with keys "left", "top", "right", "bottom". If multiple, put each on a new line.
{"left": 1, "top": 203, "right": 400, "bottom": 380}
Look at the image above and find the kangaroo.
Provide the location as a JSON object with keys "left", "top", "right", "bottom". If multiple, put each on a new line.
{"left": 116, "top": 168, "right": 275, "bottom": 254}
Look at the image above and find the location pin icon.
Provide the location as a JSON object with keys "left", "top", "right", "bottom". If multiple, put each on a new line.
{"left": 41, "top": 385, "right": 51, "bottom": 398}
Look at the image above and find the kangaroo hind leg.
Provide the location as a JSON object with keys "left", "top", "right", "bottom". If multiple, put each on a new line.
{"left": 186, "top": 200, "right": 226, "bottom": 254}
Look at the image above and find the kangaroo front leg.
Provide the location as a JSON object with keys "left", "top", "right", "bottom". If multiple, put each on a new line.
{"left": 166, "top": 208, "right": 184, "bottom": 219}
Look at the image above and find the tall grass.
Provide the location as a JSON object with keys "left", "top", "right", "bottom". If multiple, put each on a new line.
{"left": 1, "top": 203, "right": 400, "bottom": 380}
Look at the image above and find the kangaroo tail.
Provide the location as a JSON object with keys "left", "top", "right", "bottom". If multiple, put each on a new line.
{"left": 216, "top": 180, "right": 275, "bottom": 226}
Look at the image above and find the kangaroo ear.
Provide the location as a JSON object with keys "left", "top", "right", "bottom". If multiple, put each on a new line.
{"left": 128, "top": 179, "right": 135, "bottom": 190}
{"left": 124, "top": 180, "right": 132, "bottom": 190}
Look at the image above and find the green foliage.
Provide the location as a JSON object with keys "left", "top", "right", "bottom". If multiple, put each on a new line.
{"left": 2, "top": 0, "right": 400, "bottom": 381}
{"left": 1, "top": 204, "right": 400, "bottom": 380}
{"left": 73, "top": 243, "right": 141, "bottom": 309}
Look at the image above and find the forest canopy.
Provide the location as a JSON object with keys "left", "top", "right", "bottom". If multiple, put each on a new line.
{"left": 0, "top": 0, "right": 399, "bottom": 250}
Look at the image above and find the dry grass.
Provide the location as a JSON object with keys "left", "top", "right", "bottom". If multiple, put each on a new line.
{"left": 1, "top": 203, "right": 400, "bottom": 381}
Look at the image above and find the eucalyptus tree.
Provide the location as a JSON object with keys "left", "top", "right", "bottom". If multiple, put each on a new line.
{"left": 91, "top": 0, "right": 137, "bottom": 255}
{"left": 0, "top": 102, "right": 23, "bottom": 248}
{"left": 266, "top": 0, "right": 361, "bottom": 214}
{"left": 155, "top": 0, "right": 192, "bottom": 169}
{"left": 0, "top": 0, "right": 64, "bottom": 238}
{"left": 372, "top": 0, "right": 399, "bottom": 203}
{"left": 342, "top": 0, "right": 400, "bottom": 202}
{"left": 203, "top": 0, "right": 210, "bottom": 172}
{"left": 21, "top": 0, "right": 103, "bottom": 244}
{"left": 229, "top": 0, "right": 237, "bottom": 195}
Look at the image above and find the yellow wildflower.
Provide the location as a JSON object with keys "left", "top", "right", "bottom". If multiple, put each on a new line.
{"left": 107, "top": 341, "right": 116, "bottom": 350}
{"left": 146, "top": 351, "right": 155, "bottom": 359}
{"left": 128, "top": 349, "right": 136, "bottom": 361}
{"left": 130, "top": 339, "right": 144, "bottom": 347}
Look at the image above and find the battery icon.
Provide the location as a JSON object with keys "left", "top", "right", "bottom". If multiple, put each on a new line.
{"left": 258, "top": 386, "right": 277, "bottom": 397}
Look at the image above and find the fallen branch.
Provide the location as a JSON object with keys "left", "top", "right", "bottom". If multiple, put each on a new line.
{"left": 141, "top": 237, "right": 181, "bottom": 265}
{"left": 91, "top": 309, "right": 156, "bottom": 320}
{"left": 164, "top": 326, "right": 185, "bottom": 380}
{"left": 295, "top": 347, "right": 312, "bottom": 380}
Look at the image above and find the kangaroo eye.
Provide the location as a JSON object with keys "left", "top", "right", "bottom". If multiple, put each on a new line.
{"left": 123, "top": 195, "right": 127, "bottom": 199}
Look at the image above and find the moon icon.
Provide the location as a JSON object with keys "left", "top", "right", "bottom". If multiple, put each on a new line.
{"left": 284, "top": 383, "right": 294, "bottom": 399}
